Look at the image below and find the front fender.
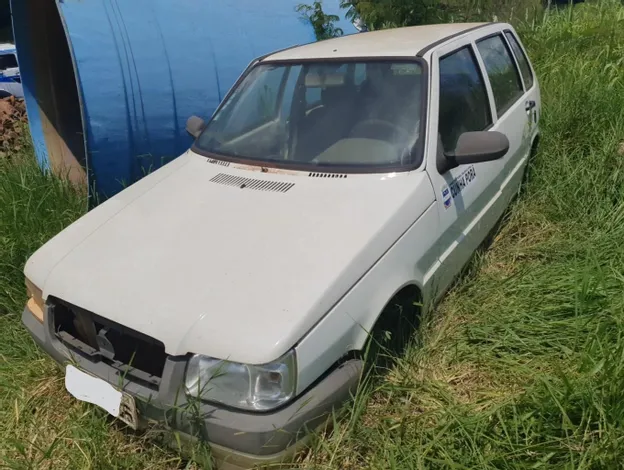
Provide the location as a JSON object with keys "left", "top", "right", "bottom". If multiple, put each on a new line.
{"left": 294, "top": 202, "right": 439, "bottom": 394}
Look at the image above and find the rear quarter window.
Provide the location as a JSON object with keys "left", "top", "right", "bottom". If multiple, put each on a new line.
{"left": 476, "top": 34, "right": 524, "bottom": 117}
{"left": 504, "top": 31, "right": 534, "bottom": 90}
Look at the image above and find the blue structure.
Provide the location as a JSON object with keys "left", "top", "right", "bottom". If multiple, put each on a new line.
{"left": 11, "top": 0, "right": 355, "bottom": 201}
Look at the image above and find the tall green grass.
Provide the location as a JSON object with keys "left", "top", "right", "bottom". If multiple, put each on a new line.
{"left": 1, "top": 1, "right": 624, "bottom": 468}
{"left": 0, "top": 148, "right": 84, "bottom": 316}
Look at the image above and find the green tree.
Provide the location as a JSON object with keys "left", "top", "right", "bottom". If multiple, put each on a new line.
{"left": 340, "top": 0, "right": 454, "bottom": 30}
{"left": 296, "top": 1, "right": 344, "bottom": 40}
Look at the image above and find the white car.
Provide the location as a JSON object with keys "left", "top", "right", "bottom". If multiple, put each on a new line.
{"left": 23, "top": 22, "right": 540, "bottom": 469}
{"left": 0, "top": 43, "right": 23, "bottom": 99}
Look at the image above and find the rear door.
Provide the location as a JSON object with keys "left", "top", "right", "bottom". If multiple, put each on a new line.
{"left": 474, "top": 30, "right": 536, "bottom": 205}
{"left": 503, "top": 28, "right": 541, "bottom": 155}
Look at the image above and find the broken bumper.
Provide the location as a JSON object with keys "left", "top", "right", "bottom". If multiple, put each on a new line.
{"left": 22, "top": 305, "right": 362, "bottom": 469}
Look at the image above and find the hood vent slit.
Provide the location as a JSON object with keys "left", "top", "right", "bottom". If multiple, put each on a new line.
{"left": 309, "top": 172, "right": 347, "bottom": 178}
{"left": 209, "top": 173, "right": 294, "bottom": 193}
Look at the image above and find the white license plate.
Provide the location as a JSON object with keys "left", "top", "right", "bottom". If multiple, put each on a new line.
{"left": 65, "top": 364, "right": 139, "bottom": 429}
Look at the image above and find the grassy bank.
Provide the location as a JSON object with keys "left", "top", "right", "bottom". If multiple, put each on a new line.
{"left": 2, "top": 1, "right": 624, "bottom": 468}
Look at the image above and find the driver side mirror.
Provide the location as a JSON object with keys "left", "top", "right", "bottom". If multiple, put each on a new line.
{"left": 186, "top": 115, "right": 206, "bottom": 139}
{"left": 439, "top": 131, "right": 509, "bottom": 173}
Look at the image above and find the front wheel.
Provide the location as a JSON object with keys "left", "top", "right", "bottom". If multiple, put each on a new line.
{"left": 365, "top": 289, "right": 422, "bottom": 371}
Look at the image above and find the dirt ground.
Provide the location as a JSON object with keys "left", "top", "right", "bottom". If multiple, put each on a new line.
{"left": 0, "top": 96, "right": 27, "bottom": 159}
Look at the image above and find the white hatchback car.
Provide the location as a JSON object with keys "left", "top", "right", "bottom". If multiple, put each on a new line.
{"left": 23, "top": 23, "right": 540, "bottom": 469}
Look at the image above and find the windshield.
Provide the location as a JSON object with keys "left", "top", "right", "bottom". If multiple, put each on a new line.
{"left": 195, "top": 60, "right": 426, "bottom": 171}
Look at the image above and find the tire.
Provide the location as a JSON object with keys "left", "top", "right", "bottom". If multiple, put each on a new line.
{"left": 365, "top": 288, "right": 422, "bottom": 370}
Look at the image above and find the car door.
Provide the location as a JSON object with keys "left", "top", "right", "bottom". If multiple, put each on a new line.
{"left": 503, "top": 28, "right": 541, "bottom": 164}
{"left": 426, "top": 35, "right": 505, "bottom": 299}
{"left": 474, "top": 30, "right": 537, "bottom": 207}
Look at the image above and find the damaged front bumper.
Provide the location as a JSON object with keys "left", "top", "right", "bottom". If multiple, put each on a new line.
{"left": 22, "top": 304, "right": 362, "bottom": 469}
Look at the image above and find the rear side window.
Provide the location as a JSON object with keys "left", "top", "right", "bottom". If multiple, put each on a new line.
{"left": 476, "top": 35, "right": 524, "bottom": 116}
{"left": 505, "top": 31, "right": 534, "bottom": 90}
{"left": 438, "top": 46, "right": 492, "bottom": 153}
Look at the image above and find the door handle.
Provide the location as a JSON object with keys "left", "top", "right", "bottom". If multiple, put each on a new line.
{"left": 525, "top": 100, "right": 536, "bottom": 111}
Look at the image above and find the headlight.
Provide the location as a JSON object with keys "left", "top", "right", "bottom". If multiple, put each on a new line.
{"left": 185, "top": 350, "right": 297, "bottom": 411}
{"left": 25, "top": 277, "right": 45, "bottom": 323}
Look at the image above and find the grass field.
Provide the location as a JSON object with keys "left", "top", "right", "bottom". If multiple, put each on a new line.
{"left": 2, "top": 2, "right": 624, "bottom": 468}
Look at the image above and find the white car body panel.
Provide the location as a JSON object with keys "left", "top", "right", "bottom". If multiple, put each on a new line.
{"left": 24, "top": 154, "right": 190, "bottom": 290}
{"left": 295, "top": 201, "right": 439, "bottom": 393}
{"left": 24, "top": 23, "right": 541, "bottom": 401}
{"left": 27, "top": 151, "right": 436, "bottom": 366}
{"left": 266, "top": 23, "right": 488, "bottom": 61}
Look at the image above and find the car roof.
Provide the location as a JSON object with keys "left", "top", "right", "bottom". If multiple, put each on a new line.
{"left": 263, "top": 23, "right": 490, "bottom": 62}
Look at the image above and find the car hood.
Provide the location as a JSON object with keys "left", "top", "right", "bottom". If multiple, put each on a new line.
{"left": 26, "top": 151, "right": 434, "bottom": 364}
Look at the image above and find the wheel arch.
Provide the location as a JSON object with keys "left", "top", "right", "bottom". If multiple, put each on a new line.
{"left": 531, "top": 133, "right": 541, "bottom": 155}
{"left": 351, "top": 280, "right": 424, "bottom": 353}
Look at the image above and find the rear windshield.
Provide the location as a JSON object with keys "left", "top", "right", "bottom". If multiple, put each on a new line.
{"left": 195, "top": 60, "right": 426, "bottom": 171}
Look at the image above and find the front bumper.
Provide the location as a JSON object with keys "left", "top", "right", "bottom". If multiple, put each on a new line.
{"left": 22, "top": 305, "right": 362, "bottom": 469}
